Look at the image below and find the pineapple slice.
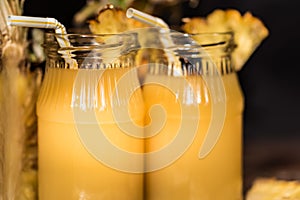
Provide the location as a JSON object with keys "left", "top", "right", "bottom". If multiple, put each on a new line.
{"left": 88, "top": 4, "right": 146, "bottom": 34}
{"left": 181, "top": 9, "right": 269, "bottom": 71}
{"left": 246, "top": 178, "right": 300, "bottom": 200}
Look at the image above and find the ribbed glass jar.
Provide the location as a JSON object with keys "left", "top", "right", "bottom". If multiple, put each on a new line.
{"left": 143, "top": 31, "right": 244, "bottom": 200}
{"left": 37, "top": 33, "right": 144, "bottom": 200}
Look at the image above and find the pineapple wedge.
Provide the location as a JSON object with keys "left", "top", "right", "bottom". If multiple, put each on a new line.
{"left": 246, "top": 178, "right": 300, "bottom": 200}
{"left": 89, "top": 4, "right": 146, "bottom": 34}
{"left": 181, "top": 9, "right": 269, "bottom": 71}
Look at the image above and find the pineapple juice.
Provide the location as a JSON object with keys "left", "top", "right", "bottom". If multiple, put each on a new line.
{"left": 37, "top": 67, "right": 144, "bottom": 200}
{"left": 144, "top": 72, "right": 244, "bottom": 200}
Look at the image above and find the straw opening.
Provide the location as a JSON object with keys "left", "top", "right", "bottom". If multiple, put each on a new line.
{"left": 126, "top": 8, "right": 134, "bottom": 18}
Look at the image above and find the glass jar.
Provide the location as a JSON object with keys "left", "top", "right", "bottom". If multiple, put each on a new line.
{"left": 37, "top": 33, "right": 144, "bottom": 200}
{"left": 142, "top": 31, "right": 244, "bottom": 200}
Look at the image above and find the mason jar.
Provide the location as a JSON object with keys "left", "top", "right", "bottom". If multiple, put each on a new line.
{"left": 37, "top": 33, "right": 144, "bottom": 200}
{"left": 143, "top": 31, "right": 244, "bottom": 200}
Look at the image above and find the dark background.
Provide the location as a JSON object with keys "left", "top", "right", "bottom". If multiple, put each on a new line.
{"left": 24, "top": 0, "right": 300, "bottom": 191}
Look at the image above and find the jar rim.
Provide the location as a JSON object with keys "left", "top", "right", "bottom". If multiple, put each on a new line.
{"left": 43, "top": 31, "right": 139, "bottom": 52}
{"left": 44, "top": 32, "right": 136, "bottom": 37}
{"left": 162, "top": 30, "right": 235, "bottom": 52}
{"left": 187, "top": 31, "right": 234, "bottom": 36}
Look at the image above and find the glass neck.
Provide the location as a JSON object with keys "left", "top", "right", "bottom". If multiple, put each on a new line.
{"left": 43, "top": 32, "right": 138, "bottom": 70}
{"left": 146, "top": 51, "right": 234, "bottom": 77}
{"left": 147, "top": 31, "right": 236, "bottom": 76}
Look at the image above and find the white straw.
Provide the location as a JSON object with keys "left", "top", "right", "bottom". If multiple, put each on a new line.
{"left": 7, "top": 15, "right": 65, "bottom": 29}
{"left": 7, "top": 15, "right": 78, "bottom": 68}
{"left": 126, "top": 8, "right": 176, "bottom": 65}
{"left": 126, "top": 8, "right": 169, "bottom": 29}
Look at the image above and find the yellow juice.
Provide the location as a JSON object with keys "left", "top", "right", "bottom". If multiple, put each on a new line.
{"left": 37, "top": 67, "right": 144, "bottom": 200}
{"left": 143, "top": 72, "right": 244, "bottom": 200}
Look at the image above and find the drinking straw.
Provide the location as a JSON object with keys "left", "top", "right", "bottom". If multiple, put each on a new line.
{"left": 7, "top": 15, "right": 78, "bottom": 68}
{"left": 126, "top": 8, "right": 169, "bottom": 29}
{"left": 126, "top": 8, "right": 176, "bottom": 64}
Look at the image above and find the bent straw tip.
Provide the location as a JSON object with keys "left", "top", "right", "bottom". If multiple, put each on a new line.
{"left": 6, "top": 15, "right": 14, "bottom": 25}
{"left": 126, "top": 8, "right": 135, "bottom": 18}
{"left": 125, "top": 8, "right": 169, "bottom": 29}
